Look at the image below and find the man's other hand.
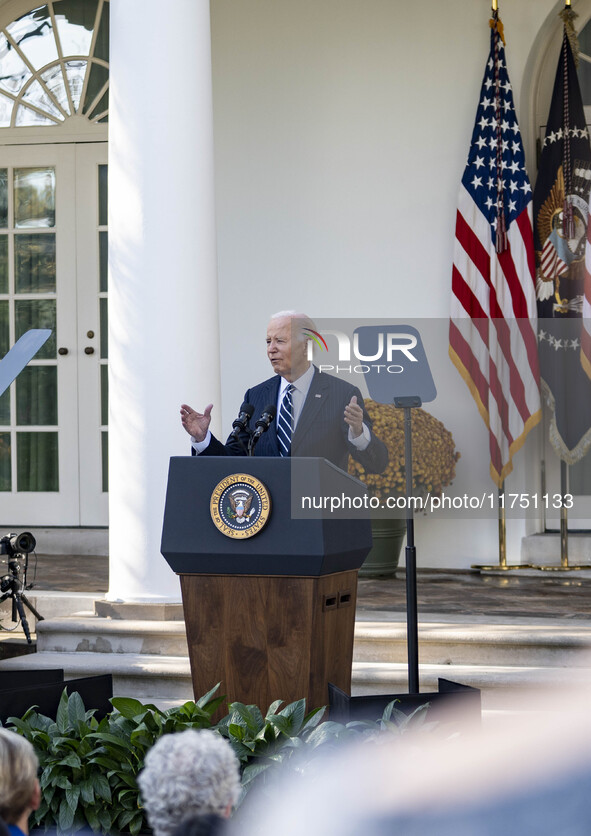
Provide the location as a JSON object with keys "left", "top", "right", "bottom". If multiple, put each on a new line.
{"left": 344, "top": 395, "right": 363, "bottom": 438}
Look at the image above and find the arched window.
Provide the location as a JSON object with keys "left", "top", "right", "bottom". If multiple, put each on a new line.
{"left": 0, "top": 0, "right": 109, "bottom": 128}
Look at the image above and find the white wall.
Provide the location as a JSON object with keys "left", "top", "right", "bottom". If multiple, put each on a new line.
{"left": 205, "top": 0, "right": 565, "bottom": 567}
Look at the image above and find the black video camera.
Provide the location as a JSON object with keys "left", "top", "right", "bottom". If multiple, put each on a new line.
{"left": 0, "top": 531, "right": 36, "bottom": 557}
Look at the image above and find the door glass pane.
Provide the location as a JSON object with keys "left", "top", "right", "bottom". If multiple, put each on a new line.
{"left": 84, "top": 63, "right": 108, "bottom": 114}
{"left": 98, "top": 164, "right": 107, "bottom": 225}
{"left": 64, "top": 60, "right": 87, "bottom": 111}
{"left": 41, "top": 65, "right": 70, "bottom": 115}
{"left": 100, "top": 363, "right": 108, "bottom": 425}
{"left": 0, "top": 235, "right": 8, "bottom": 292}
{"left": 0, "top": 170, "right": 7, "bottom": 228}
{"left": 100, "top": 296, "right": 107, "bottom": 358}
{"left": 53, "top": 0, "right": 97, "bottom": 56}
{"left": 17, "top": 431, "right": 58, "bottom": 491}
{"left": 14, "top": 167, "right": 56, "bottom": 228}
{"left": 16, "top": 366, "right": 57, "bottom": 425}
{"left": 15, "top": 299, "right": 56, "bottom": 359}
{"left": 22, "top": 80, "right": 63, "bottom": 121}
{"left": 0, "top": 391, "right": 9, "bottom": 425}
{"left": 99, "top": 230, "right": 107, "bottom": 291}
{"left": 15, "top": 233, "right": 56, "bottom": 293}
{"left": 101, "top": 430, "right": 107, "bottom": 492}
{"left": 0, "top": 432, "right": 10, "bottom": 490}
{"left": 0, "top": 33, "right": 32, "bottom": 96}
{"left": 7, "top": 6, "right": 58, "bottom": 69}
{"left": 94, "top": 0, "right": 109, "bottom": 63}
{"left": 0, "top": 300, "right": 8, "bottom": 355}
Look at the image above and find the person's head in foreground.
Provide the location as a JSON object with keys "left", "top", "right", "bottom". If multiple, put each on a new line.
{"left": 0, "top": 729, "right": 40, "bottom": 836}
{"left": 138, "top": 729, "right": 241, "bottom": 836}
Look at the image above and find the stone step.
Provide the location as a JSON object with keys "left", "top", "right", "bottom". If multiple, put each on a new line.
{"left": 0, "top": 650, "right": 194, "bottom": 702}
{"left": 351, "top": 661, "right": 591, "bottom": 711}
{"left": 353, "top": 619, "right": 591, "bottom": 668}
{"left": 36, "top": 616, "right": 188, "bottom": 656}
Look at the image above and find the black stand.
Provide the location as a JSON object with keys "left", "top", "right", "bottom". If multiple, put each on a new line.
{"left": 395, "top": 395, "right": 421, "bottom": 694}
{"left": 0, "top": 557, "right": 44, "bottom": 644}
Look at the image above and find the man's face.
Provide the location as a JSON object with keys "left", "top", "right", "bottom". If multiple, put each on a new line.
{"left": 266, "top": 316, "right": 309, "bottom": 381}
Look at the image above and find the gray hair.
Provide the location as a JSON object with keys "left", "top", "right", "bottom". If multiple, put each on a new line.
{"left": 269, "top": 311, "right": 317, "bottom": 341}
{"left": 0, "top": 729, "right": 38, "bottom": 824}
{"left": 138, "top": 730, "right": 240, "bottom": 836}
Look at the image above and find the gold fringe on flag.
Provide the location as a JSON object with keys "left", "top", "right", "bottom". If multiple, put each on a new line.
{"left": 489, "top": 15, "right": 505, "bottom": 46}
{"left": 560, "top": 7, "right": 580, "bottom": 67}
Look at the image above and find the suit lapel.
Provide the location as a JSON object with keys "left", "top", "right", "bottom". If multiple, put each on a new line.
{"left": 259, "top": 376, "right": 281, "bottom": 454}
{"left": 293, "top": 367, "right": 330, "bottom": 443}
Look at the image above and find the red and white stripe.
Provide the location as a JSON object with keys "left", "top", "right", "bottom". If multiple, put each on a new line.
{"left": 450, "top": 185, "right": 541, "bottom": 486}
{"left": 541, "top": 236, "right": 568, "bottom": 280}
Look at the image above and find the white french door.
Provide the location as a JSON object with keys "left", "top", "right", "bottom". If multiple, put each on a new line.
{"left": 0, "top": 141, "right": 108, "bottom": 525}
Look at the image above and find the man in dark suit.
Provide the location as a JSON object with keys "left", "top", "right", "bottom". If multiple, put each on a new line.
{"left": 181, "top": 311, "right": 387, "bottom": 474}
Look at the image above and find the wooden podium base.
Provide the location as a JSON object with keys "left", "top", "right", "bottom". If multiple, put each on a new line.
{"left": 179, "top": 570, "right": 358, "bottom": 712}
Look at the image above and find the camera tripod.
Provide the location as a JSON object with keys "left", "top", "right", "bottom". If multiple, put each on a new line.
{"left": 0, "top": 555, "right": 44, "bottom": 644}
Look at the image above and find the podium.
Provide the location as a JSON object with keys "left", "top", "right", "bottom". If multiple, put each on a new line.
{"left": 161, "top": 456, "right": 372, "bottom": 711}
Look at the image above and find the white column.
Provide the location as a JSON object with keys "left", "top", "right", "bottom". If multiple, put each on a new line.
{"left": 107, "top": 0, "right": 221, "bottom": 601}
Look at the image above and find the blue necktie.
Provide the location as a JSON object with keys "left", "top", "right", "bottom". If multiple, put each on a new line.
{"left": 277, "top": 384, "right": 294, "bottom": 456}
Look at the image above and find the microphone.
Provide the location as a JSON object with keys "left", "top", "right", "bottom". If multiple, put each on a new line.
{"left": 249, "top": 404, "right": 277, "bottom": 454}
{"left": 230, "top": 402, "right": 254, "bottom": 438}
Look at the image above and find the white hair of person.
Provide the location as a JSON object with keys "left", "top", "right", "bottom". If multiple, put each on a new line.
{"left": 269, "top": 311, "right": 316, "bottom": 340}
{"left": 137, "top": 730, "right": 240, "bottom": 836}
{"left": 0, "top": 729, "right": 39, "bottom": 825}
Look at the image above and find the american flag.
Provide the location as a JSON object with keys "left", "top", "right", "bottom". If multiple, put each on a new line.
{"left": 450, "top": 14, "right": 541, "bottom": 487}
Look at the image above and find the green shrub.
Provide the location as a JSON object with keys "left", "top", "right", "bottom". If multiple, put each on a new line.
{"left": 4, "top": 686, "right": 429, "bottom": 834}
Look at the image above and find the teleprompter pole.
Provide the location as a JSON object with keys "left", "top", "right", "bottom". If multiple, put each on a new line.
{"left": 395, "top": 396, "right": 421, "bottom": 694}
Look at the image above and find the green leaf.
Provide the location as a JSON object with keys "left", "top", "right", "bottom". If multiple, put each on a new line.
{"left": 278, "top": 699, "right": 306, "bottom": 736}
{"left": 84, "top": 804, "right": 100, "bottom": 832}
{"left": 67, "top": 691, "right": 87, "bottom": 727}
{"left": 228, "top": 723, "right": 246, "bottom": 741}
{"left": 195, "top": 682, "right": 221, "bottom": 709}
{"left": 301, "top": 705, "right": 326, "bottom": 731}
{"left": 266, "top": 714, "right": 293, "bottom": 736}
{"left": 61, "top": 753, "right": 82, "bottom": 769}
{"left": 55, "top": 775, "right": 72, "bottom": 790}
{"left": 58, "top": 797, "right": 75, "bottom": 832}
{"left": 129, "top": 811, "right": 145, "bottom": 836}
{"left": 265, "top": 699, "right": 284, "bottom": 717}
{"left": 92, "top": 774, "right": 112, "bottom": 802}
{"left": 110, "top": 697, "right": 147, "bottom": 719}
{"left": 79, "top": 779, "right": 94, "bottom": 804}
{"left": 87, "top": 731, "right": 134, "bottom": 750}
{"left": 117, "top": 809, "right": 138, "bottom": 830}
{"left": 97, "top": 807, "right": 113, "bottom": 832}
{"left": 56, "top": 689, "right": 70, "bottom": 734}
{"left": 241, "top": 761, "right": 272, "bottom": 786}
{"left": 65, "top": 784, "right": 80, "bottom": 811}
{"left": 228, "top": 702, "right": 264, "bottom": 734}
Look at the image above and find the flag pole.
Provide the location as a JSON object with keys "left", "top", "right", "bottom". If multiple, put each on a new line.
{"left": 472, "top": 481, "right": 532, "bottom": 571}
{"left": 498, "top": 483, "right": 506, "bottom": 568}
{"left": 536, "top": 461, "right": 587, "bottom": 571}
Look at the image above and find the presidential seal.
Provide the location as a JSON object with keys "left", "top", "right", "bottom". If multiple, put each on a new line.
{"left": 210, "top": 473, "right": 271, "bottom": 539}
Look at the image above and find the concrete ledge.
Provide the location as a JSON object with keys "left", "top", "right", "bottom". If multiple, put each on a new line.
{"left": 95, "top": 601, "right": 184, "bottom": 620}
{"left": 521, "top": 533, "right": 591, "bottom": 565}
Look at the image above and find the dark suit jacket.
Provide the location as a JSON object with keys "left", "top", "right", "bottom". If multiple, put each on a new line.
{"left": 194, "top": 367, "right": 388, "bottom": 474}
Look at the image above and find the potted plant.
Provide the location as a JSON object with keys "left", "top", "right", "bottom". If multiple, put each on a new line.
{"left": 349, "top": 400, "right": 460, "bottom": 577}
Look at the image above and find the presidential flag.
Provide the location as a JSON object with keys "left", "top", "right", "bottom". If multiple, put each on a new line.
{"left": 450, "top": 13, "right": 541, "bottom": 488}
{"left": 533, "top": 9, "right": 591, "bottom": 464}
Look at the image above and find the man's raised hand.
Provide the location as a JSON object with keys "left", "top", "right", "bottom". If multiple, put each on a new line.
{"left": 180, "top": 403, "right": 213, "bottom": 442}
